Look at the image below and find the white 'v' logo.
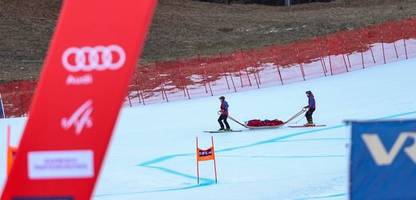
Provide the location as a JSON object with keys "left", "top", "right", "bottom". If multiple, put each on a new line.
{"left": 362, "top": 132, "right": 416, "bottom": 165}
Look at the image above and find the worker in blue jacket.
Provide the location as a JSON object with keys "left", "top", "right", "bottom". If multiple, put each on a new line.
{"left": 304, "top": 91, "right": 316, "bottom": 126}
{"left": 218, "top": 96, "right": 231, "bottom": 131}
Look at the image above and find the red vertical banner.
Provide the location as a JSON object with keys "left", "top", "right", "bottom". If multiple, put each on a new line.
{"left": 1, "top": 1, "right": 156, "bottom": 199}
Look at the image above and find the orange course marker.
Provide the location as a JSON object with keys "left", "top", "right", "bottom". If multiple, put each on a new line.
{"left": 6, "top": 125, "right": 17, "bottom": 175}
{"left": 196, "top": 136, "right": 218, "bottom": 184}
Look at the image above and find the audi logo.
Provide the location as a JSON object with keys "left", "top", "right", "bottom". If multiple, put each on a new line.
{"left": 62, "top": 45, "right": 126, "bottom": 72}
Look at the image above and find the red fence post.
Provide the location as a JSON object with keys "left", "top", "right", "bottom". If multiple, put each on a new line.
{"left": 295, "top": 47, "right": 306, "bottom": 81}
{"left": 358, "top": 30, "right": 366, "bottom": 69}
{"left": 381, "top": 42, "right": 386, "bottom": 64}
{"left": 401, "top": 23, "right": 409, "bottom": 59}
{"left": 229, "top": 72, "right": 237, "bottom": 92}
{"left": 380, "top": 28, "right": 387, "bottom": 64}
{"left": 207, "top": 81, "right": 213, "bottom": 96}
{"left": 328, "top": 55, "right": 334, "bottom": 75}
{"left": 342, "top": 54, "right": 349, "bottom": 72}
{"left": 254, "top": 60, "right": 262, "bottom": 86}
{"left": 325, "top": 36, "right": 334, "bottom": 76}
{"left": 202, "top": 62, "right": 214, "bottom": 96}
{"left": 241, "top": 49, "right": 253, "bottom": 87}
{"left": 135, "top": 71, "right": 145, "bottom": 105}
{"left": 403, "top": 39, "right": 408, "bottom": 59}
{"left": 238, "top": 71, "right": 244, "bottom": 87}
{"left": 244, "top": 68, "right": 253, "bottom": 87}
{"left": 161, "top": 84, "right": 169, "bottom": 102}
{"left": 223, "top": 71, "right": 231, "bottom": 90}
{"left": 276, "top": 65, "right": 284, "bottom": 85}
{"left": 393, "top": 42, "right": 399, "bottom": 59}
{"left": 299, "top": 63, "right": 306, "bottom": 81}
{"left": 139, "top": 90, "right": 146, "bottom": 105}
{"left": 342, "top": 35, "right": 352, "bottom": 70}
{"left": 320, "top": 57, "right": 328, "bottom": 76}
{"left": 220, "top": 54, "right": 231, "bottom": 91}
{"left": 252, "top": 68, "right": 260, "bottom": 89}
{"left": 315, "top": 38, "right": 328, "bottom": 76}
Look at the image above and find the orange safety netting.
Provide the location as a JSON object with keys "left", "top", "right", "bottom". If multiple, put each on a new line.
{"left": 2, "top": 18, "right": 416, "bottom": 117}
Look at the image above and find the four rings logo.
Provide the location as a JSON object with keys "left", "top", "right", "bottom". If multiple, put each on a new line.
{"left": 62, "top": 45, "right": 126, "bottom": 72}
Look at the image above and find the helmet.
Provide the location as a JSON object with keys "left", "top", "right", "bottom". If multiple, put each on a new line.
{"left": 305, "top": 91, "right": 312, "bottom": 95}
{"left": 219, "top": 96, "right": 225, "bottom": 100}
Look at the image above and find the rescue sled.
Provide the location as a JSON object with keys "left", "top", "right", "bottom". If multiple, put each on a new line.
{"left": 228, "top": 108, "right": 308, "bottom": 130}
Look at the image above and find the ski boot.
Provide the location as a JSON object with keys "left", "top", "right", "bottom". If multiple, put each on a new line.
{"left": 304, "top": 120, "right": 315, "bottom": 126}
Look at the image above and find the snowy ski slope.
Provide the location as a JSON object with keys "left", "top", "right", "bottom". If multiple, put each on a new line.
{"left": 1, "top": 58, "right": 416, "bottom": 200}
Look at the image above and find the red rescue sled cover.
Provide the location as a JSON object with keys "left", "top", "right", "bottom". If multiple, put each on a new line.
{"left": 246, "top": 119, "right": 284, "bottom": 127}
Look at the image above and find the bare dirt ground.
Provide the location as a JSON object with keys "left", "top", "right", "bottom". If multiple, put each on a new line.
{"left": 1, "top": 0, "right": 416, "bottom": 82}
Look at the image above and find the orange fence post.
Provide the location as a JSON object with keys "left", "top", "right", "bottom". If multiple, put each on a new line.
{"left": 196, "top": 137, "right": 200, "bottom": 184}
{"left": 211, "top": 136, "right": 218, "bottom": 183}
{"left": 7, "top": 125, "right": 11, "bottom": 174}
{"left": 7, "top": 125, "right": 17, "bottom": 176}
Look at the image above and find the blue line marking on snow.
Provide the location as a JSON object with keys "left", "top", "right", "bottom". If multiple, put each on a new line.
{"left": 219, "top": 154, "right": 346, "bottom": 159}
{"left": 139, "top": 153, "right": 189, "bottom": 166}
{"left": 94, "top": 110, "right": 416, "bottom": 198}
{"left": 295, "top": 192, "right": 348, "bottom": 200}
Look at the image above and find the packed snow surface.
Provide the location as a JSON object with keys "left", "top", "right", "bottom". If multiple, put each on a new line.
{"left": 1, "top": 58, "right": 416, "bottom": 200}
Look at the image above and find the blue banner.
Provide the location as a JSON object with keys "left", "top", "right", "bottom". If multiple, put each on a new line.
{"left": 350, "top": 120, "right": 416, "bottom": 200}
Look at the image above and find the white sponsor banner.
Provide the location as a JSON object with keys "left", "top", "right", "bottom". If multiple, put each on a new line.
{"left": 28, "top": 150, "right": 94, "bottom": 179}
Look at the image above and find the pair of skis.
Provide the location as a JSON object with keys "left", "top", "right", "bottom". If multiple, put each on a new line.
{"left": 288, "top": 124, "right": 326, "bottom": 128}
{"left": 205, "top": 108, "right": 325, "bottom": 133}
{"left": 203, "top": 129, "right": 243, "bottom": 133}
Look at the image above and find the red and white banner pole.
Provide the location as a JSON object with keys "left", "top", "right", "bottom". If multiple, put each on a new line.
{"left": 1, "top": 1, "right": 156, "bottom": 199}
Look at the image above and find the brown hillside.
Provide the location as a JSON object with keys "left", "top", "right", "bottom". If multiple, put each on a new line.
{"left": 1, "top": 0, "right": 416, "bottom": 82}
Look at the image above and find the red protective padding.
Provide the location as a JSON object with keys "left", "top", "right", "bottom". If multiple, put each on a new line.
{"left": 1, "top": 1, "right": 156, "bottom": 199}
